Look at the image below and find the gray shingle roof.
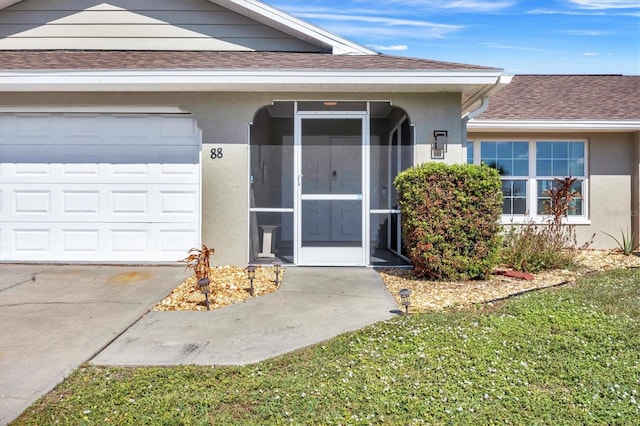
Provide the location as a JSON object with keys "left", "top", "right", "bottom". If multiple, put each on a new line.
{"left": 476, "top": 74, "right": 640, "bottom": 121}
{"left": 0, "top": 50, "right": 499, "bottom": 71}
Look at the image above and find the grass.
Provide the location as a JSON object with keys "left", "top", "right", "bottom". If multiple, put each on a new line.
{"left": 14, "top": 269, "right": 640, "bottom": 425}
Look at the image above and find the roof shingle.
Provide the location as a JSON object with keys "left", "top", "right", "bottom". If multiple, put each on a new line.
{"left": 476, "top": 74, "right": 640, "bottom": 121}
{"left": 0, "top": 50, "right": 499, "bottom": 71}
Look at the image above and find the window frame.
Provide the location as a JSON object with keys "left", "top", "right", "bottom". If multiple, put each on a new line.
{"left": 467, "top": 138, "right": 589, "bottom": 224}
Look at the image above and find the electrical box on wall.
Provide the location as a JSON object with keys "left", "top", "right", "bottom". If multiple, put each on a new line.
{"left": 432, "top": 130, "right": 448, "bottom": 158}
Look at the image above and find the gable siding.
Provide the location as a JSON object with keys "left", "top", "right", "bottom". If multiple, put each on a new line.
{"left": 0, "top": 0, "right": 324, "bottom": 52}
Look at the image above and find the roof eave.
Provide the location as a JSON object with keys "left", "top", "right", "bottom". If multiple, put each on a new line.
{"left": 467, "top": 120, "right": 640, "bottom": 132}
{"left": 0, "top": 69, "right": 506, "bottom": 93}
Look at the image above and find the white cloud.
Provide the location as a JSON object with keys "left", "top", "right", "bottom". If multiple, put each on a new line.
{"left": 368, "top": 44, "right": 410, "bottom": 51}
{"left": 293, "top": 13, "right": 464, "bottom": 39}
{"left": 564, "top": 29, "right": 609, "bottom": 35}
{"left": 567, "top": 0, "right": 640, "bottom": 9}
{"left": 480, "top": 42, "right": 546, "bottom": 52}
{"left": 527, "top": 9, "right": 606, "bottom": 15}
{"left": 293, "top": 13, "right": 460, "bottom": 28}
{"left": 356, "top": 0, "right": 514, "bottom": 13}
{"left": 582, "top": 52, "right": 599, "bottom": 56}
{"left": 441, "top": 0, "right": 515, "bottom": 12}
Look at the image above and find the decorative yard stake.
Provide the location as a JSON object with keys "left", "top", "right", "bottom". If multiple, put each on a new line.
{"left": 273, "top": 259, "right": 282, "bottom": 287}
{"left": 399, "top": 288, "right": 411, "bottom": 315}
{"left": 246, "top": 264, "right": 256, "bottom": 297}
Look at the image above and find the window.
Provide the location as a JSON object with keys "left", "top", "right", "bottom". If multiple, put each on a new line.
{"left": 480, "top": 141, "right": 529, "bottom": 215}
{"left": 535, "top": 142, "right": 585, "bottom": 216}
{"left": 466, "top": 141, "right": 474, "bottom": 164}
{"left": 468, "top": 140, "right": 587, "bottom": 221}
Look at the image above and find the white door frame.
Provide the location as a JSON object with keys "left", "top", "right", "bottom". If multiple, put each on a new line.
{"left": 293, "top": 108, "right": 370, "bottom": 266}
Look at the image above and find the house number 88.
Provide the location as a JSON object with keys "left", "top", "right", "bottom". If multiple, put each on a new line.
{"left": 210, "top": 148, "right": 223, "bottom": 159}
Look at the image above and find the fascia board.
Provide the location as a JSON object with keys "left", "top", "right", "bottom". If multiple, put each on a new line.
{"left": 468, "top": 120, "right": 640, "bottom": 132}
{"left": 0, "top": 70, "right": 504, "bottom": 92}
{"left": 211, "top": 0, "right": 376, "bottom": 55}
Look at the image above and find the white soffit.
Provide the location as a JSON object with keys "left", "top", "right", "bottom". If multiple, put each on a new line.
{"left": 0, "top": 69, "right": 506, "bottom": 93}
{"left": 209, "top": 0, "right": 375, "bottom": 55}
{"left": 467, "top": 120, "right": 640, "bottom": 132}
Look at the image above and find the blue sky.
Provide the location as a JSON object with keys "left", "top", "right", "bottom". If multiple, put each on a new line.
{"left": 269, "top": 0, "right": 640, "bottom": 75}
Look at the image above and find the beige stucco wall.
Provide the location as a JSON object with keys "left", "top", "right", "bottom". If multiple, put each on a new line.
{"left": 1, "top": 91, "right": 464, "bottom": 265}
{"left": 467, "top": 131, "right": 636, "bottom": 249}
{"left": 589, "top": 132, "right": 635, "bottom": 248}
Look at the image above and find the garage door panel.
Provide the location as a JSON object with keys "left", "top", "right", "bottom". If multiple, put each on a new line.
{"left": 63, "top": 228, "right": 100, "bottom": 253}
{"left": 2, "top": 184, "right": 199, "bottom": 222}
{"left": 2, "top": 222, "right": 199, "bottom": 262}
{"left": 112, "top": 228, "right": 149, "bottom": 253}
{"left": 159, "top": 191, "right": 198, "bottom": 215}
{"left": 63, "top": 190, "right": 100, "bottom": 215}
{"left": 0, "top": 112, "right": 201, "bottom": 262}
{"left": 1, "top": 146, "right": 199, "bottom": 184}
{"left": 12, "top": 228, "right": 51, "bottom": 253}
{"left": 14, "top": 190, "right": 51, "bottom": 214}
{"left": 158, "top": 227, "right": 201, "bottom": 254}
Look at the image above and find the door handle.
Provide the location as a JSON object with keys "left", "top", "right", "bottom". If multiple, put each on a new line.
{"left": 298, "top": 174, "right": 303, "bottom": 186}
{"left": 331, "top": 170, "right": 337, "bottom": 180}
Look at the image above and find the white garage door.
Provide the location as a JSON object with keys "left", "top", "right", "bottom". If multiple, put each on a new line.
{"left": 0, "top": 112, "right": 201, "bottom": 262}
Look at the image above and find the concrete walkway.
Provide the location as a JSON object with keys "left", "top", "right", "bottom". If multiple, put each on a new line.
{"left": 92, "top": 267, "right": 398, "bottom": 366}
{"left": 0, "top": 265, "right": 397, "bottom": 425}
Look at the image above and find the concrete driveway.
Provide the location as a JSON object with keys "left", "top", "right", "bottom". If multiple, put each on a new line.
{"left": 0, "top": 264, "right": 188, "bottom": 426}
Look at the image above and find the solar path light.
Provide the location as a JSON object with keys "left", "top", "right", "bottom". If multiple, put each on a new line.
{"left": 399, "top": 288, "right": 411, "bottom": 315}
{"left": 246, "top": 264, "right": 256, "bottom": 297}
{"left": 273, "top": 259, "right": 282, "bottom": 287}
{"left": 197, "top": 277, "right": 211, "bottom": 310}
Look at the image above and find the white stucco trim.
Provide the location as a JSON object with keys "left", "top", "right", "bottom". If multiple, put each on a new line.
{"left": 468, "top": 120, "right": 640, "bottom": 132}
{"left": 0, "top": 69, "right": 506, "bottom": 93}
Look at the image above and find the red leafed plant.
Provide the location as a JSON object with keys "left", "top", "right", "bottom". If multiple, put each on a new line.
{"left": 182, "top": 244, "right": 215, "bottom": 281}
{"left": 542, "top": 176, "right": 581, "bottom": 226}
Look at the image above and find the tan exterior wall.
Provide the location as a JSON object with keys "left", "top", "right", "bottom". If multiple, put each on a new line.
{"left": 0, "top": 0, "right": 321, "bottom": 51}
{"left": 589, "top": 133, "right": 634, "bottom": 248}
{"left": 1, "top": 91, "right": 463, "bottom": 265}
{"left": 467, "top": 131, "right": 636, "bottom": 249}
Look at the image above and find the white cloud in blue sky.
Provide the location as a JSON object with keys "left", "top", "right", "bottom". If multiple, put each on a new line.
{"left": 271, "top": 0, "right": 640, "bottom": 74}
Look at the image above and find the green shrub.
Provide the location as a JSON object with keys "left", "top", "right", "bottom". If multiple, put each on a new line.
{"left": 394, "top": 162, "right": 503, "bottom": 280}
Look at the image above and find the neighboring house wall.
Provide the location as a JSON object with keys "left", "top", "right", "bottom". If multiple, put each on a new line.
{"left": 0, "top": 0, "right": 323, "bottom": 51}
{"left": 1, "top": 91, "right": 464, "bottom": 264}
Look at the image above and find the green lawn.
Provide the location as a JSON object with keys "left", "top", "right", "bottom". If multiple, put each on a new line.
{"left": 14, "top": 269, "right": 640, "bottom": 425}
